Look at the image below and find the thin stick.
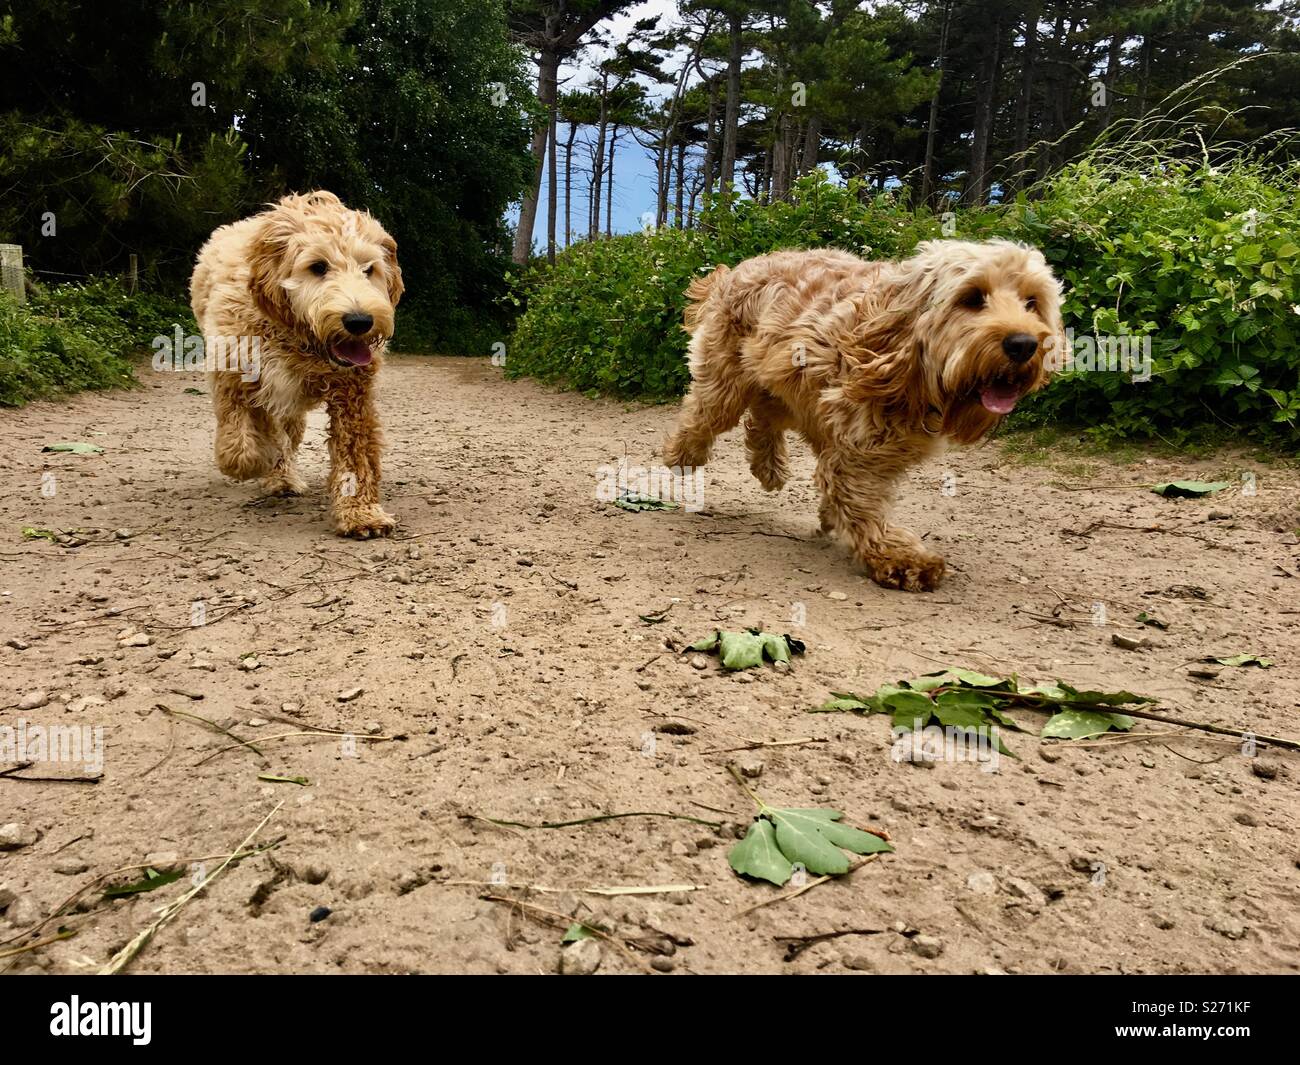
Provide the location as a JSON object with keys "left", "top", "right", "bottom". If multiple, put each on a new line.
{"left": 100, "top": 802, "right": 284, "bottom": 975}
{"left": 196, "top": 730, "right": 396, "bottom": 765}
{"left": 736, "top": 855, "right": 881, "bottom": 918}
{"left": 703, "top": 737, "right": 823, "bottom": 755}
{"left": 462, "top": 810, "right": 722, "bottom": 831}
{"left": 157, "top": 703, "right": 262, "bottom": 756}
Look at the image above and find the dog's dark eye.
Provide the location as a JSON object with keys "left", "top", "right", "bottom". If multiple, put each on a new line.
{"left": 960, "top": 289, "right": 985, "bottom": 310}
{"left": 1025, "top": 295, "right": 1038, "bottom": 311}
{"left": 364, "top": 265, "right": 375, "bottom": 277}
{"left": 309, "top": 261, "right": 329, "bottom": 276}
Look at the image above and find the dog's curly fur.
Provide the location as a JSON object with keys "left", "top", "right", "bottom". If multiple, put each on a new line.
{"left": 190, "top": 190, "right": 404, "bottom": 538}
{"left": 662, "top": 240, "right": 1064, "bottom": 591}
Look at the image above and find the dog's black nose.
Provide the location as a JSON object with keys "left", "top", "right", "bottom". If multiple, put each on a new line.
{"left": 342, "top": 312, "right": 373, "bottom": 336}
{"left": 1002, "top": 333, "right": 1038, "bottom": 363}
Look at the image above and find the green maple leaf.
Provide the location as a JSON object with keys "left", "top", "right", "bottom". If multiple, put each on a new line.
{"left": 1041, "top": 709, "right": 1135, "bottom": 740}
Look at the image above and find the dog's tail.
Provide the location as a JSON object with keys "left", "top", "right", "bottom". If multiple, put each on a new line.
{"left": 683, "top": 264, "right": 728, "bottom": 333}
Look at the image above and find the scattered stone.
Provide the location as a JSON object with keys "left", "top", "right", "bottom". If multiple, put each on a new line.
{"left": 650, "top": 957, "right": 675, "bottom": 973}
{"left": 238, "top": 656, "right": 261, "bottom": 671}
{"left": 309, "top": 906, "right": 332, "bottom": 923}
{"left": 53, "top": 858, "right": 89, "bottom": 876}
{"left": 17, "top": 691, "right": 48, "bottom": 711}
{"left": 966, "top": 871, "right": 996, "bottom": 895}
{"left": 1152, "top": 913, "right": 1176, "bottom": 930}
{"left": 0, "top": 885, "right": 14, "bottom": 911}
{"left": 144, "top": 851, "right": 181, "bottom": 872}
{"left": 1206, "top": 917, "right": 1248, "bottom": 941}
{"left": 5, "top": 894, "right": 39, "bottom": 928}
{"left": 1005, "top": 877, "right": 1048, "bottom": 908}
{"left": 1251, "top": 761, "right": 1279, "bottom": 781}
{"left": 559, "top": 938, "right": 602, "bottom": 975}
{"left": 739, "top": 760, "right": 764, "bottom": 779}
{"left": 119, "top": 632, "right": 152, "bottom": 648}
{"left": 842, "top": 953, "right": 875, "bottom": 971}
{"left": 1111, "top": 633, "right": 1150, "bottom": 651}
{"left": 1038, "top": 745, "right": 1061, "bottom": 763}
{"left": 364, "top": 721, "right": 382, "bottom": 735}
{"left": 826, "top": 591, "right": 848, "bottom": 601}
{"left": 0, "top": 823, "right": 39, "bottom": 850}
{"left": 338, "top": 687, "right": 365, "bottom": 703}
{"left": 6, "top": 638, "right": 29, "bottom": 650}
{"left": 908, "top": 934, "right": 944, "bottom": 959}
{"left": 1233, "top": 811, "right": 1258, "bottom": 827}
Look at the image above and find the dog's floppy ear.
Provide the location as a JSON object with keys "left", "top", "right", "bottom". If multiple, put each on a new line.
{"left": 837, "top": 290, "right": 925, "bottom": 416}
{"left": 380, "top": 233, "right": 404, "bottom": 305}
{"left": 248, "top": 209, "right": 297, "bottom": 329}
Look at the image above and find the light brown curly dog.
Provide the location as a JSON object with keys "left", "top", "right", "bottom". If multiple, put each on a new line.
{"left": 662, "top": 240, "right": 1064, "bottom": 591}
{"left": 190, "top": 190, "right": 404, "bottom": 538}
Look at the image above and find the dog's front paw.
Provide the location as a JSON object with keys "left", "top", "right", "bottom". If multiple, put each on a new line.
{"left": 262, "top": 470, "right": 308, "bottom": 497}
{"left": 863, "top": 549, "right": 946, "bottom": 592}
{"left": 334, "top": 504, "right": 396, "bottom": 540}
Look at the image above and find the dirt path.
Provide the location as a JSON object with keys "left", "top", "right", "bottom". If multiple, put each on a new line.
{"left": 2, "top": 355, "right": 1298, "bottom": 974}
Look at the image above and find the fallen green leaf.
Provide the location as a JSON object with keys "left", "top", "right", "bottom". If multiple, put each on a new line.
{"left": 728, "top": 818, "right": 793, "bottom": 886}
{"left": 612, "top": 494, "right": 678, "bottom": 512}
{"left": 42, "top": 441, "right": 104, "bottom": 455}
{"left": 562, "top": 922, "right": 596, "bottom": 943}
{"left": 103, "top": 867, "right": 185, "bottom": 899}
{"left": 1041, "top": 709, "right": 1135, "bottom": 740}
{"left": 727, "top": 769, "right": 892, "bottom": 887}
{"left": 21, "top": 527, "right": 59, "bottom": 542}
{"left": 689, "top": 628, "right": 803, "bottom": 670}
{"left": 1135, "top": 612, "right": 1169, "bottom": 630}
{"left": 1209, "top": 654, "right": 1272, "bottom": 668}
{"left": 1150, "top": 480, "right": 1229, "bottom": 498}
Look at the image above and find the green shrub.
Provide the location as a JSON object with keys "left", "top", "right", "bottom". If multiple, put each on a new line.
{"left": 0, "top": 278, "right": 192, "bottom": 406}
{"left": 507, "top": 160, "right": 1300, "bottom": 448}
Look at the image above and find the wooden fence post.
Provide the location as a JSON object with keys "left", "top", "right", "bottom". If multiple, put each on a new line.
{"left": 0, "top": 244, "right": 25, "bottom": 304}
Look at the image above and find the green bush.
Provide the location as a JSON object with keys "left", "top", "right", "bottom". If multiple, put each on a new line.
{"left": 507, "top": 161, "right": 1300, "bottom": 448}
{"left": 0, "top": 278, "right": 192, "bottom": 406}
{"left": 1006, "top": 157, "right": 1300, "bottom": 442}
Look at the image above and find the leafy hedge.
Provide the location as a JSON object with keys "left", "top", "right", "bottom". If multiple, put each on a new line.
{"left": 0, "top": 279, "right": 192, "bottom": 406}
{"left": 506, "top": 160, "right": 1300, "bottom": 448}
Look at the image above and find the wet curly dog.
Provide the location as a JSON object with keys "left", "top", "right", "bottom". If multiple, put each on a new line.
{"left": 662, "top": 240, "right": 1063, "bottom": 591}
{"left": 190, "top": 190, "right": 404, "bottom": 538}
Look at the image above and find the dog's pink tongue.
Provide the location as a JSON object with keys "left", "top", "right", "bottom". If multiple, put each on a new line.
{"left": 331, "top": 339, "right": 373, "bottom": 366}
{"left": 980, "top": 383, "right": 1022, "bottom": 414}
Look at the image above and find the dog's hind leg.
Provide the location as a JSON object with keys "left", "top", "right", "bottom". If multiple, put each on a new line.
{"left": 213, "top": 383, "right": 278, "bottom": 482}
{"left": 744, "top": 393, "right": 792, "bottom": 491}
{"left": 814, "top": 449, "right": 945, "bottom": 592}
{"left": 261, "top": 412, "right": 308, "bottom": 496}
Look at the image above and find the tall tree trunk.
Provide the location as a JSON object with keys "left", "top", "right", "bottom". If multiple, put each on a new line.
{"left": 920, "top": 1, "right": 952, "bottom": 207}
{"left": 590, "top": 71, "right": 609, "bottom": 239}
{"left": 606, "top": 125, "right": 618, "bottom": 238}
{"left": 966, "top": 13, "right": 1004, "bottom": 205}
{"left": 1102, "top": 33, "right": 1122, "bottom": 129}
{"left": 1136, "top": 36, "right": 1153, "bottom": 115}
{"left": 675, "top": 141, "right": 686, "bottom": 227}
{"left": 719, "top": 12, "right": 743, "bottom": 196}
{"left": 513, "top": 46, "right": 558, "bottom": 265}
{"left": 801, "top": 113, "right": 822, "bottom": 176}
{"left": 1012, "top": 2, "right": 1040, "bottom": 188}
{"left": 702, "top": 78, "right": 719, "bottom": 200}
{"left": 564, "top": 121, "right": 578, "bottom": 248}
{"left": 546, "top": 99, "right": 558, "bottom": 264}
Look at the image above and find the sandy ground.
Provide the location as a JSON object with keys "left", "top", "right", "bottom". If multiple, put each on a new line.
{"left": 1, "top": 354, "right": 1298, "bottom": 975}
